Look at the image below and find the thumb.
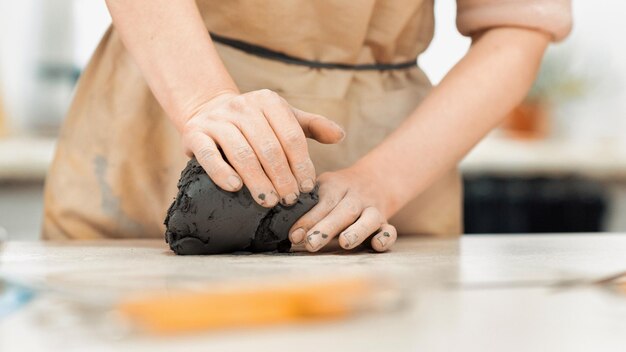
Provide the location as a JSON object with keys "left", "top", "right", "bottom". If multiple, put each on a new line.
{"left": 292, "top": 108, "right": 345, "bottom": 144}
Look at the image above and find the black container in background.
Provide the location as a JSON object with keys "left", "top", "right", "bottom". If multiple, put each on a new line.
{"left": 463, "top": 176, "right": 607, "bottom": 234}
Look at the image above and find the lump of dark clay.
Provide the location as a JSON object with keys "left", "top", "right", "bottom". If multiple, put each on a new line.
{"left": 164, "top": 158, "right": 318, "bottom": 255}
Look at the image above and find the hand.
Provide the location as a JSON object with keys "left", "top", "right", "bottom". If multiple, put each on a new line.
{"left": 181, "top": 89, "right": 345, "bottom": 207}
{"left": 288, "top": 168, "right": 398, "bottom": 253}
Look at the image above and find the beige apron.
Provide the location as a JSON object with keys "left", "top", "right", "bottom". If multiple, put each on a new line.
{"left": 0, "top": 96, "right": 6, "bottom": 136}
{"left": 42, "top": 0, "right": 461, "bottom": 240}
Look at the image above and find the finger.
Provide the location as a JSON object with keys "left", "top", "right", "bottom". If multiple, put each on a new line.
{"left": 289, "top": 227, "right": 307, "bottom": 245}
{"left": 304, "top": 196, "right": 363, "bottom": 252}
{"left": 289, "top": 183, "right": 347, "bottom": 244}
{"left": 338, "top": 207, "right": 384, "bottom": 250}
{"left": 262, "top": 101, "right": 316, "bottom": 193}
{"left": 237, "top": 112, "right": 300, "bottom": 206}
{"left": 370, "top": 224, "right": 397, "bottom": 253}
{"left": 211, "top": 124, "right": 279, "bottom": 207}
{"left": 186, "top": 132, "right": 242, "bottom": 192}
{"left": 292, "top": 108, "right": 345, "bottom": 144}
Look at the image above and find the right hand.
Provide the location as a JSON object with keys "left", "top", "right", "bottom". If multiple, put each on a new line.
{"left": 181, "top": 89, "right": 345, "bottom": 208}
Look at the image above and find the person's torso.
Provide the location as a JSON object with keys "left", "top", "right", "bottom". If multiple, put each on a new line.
{"left": 197, "top": 0, "right": 435, "bottom": 65}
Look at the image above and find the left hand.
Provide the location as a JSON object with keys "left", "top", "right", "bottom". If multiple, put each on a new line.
{"left": 288, "top": 168, "right": 397, "bottom": 252}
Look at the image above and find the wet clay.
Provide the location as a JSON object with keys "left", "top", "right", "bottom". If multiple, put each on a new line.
{"left": 165, "top": 158, "right": 319, "bottom": 255}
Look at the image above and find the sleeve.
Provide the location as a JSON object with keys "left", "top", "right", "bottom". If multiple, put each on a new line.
{"left": 456, "top": 0, "right": 573, "bottom": 42}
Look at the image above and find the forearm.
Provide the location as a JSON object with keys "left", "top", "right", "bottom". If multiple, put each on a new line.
{"left": 105, "top": 0, "right": 238, "bottom": 129}
{"left": 354, "top": 27, "right": 551, "bottom": 216}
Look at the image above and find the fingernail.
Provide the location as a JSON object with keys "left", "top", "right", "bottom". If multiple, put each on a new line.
{"left": 290, "top": 228, "right": 305, "bottom": 244}
{"left": 259, "top": 192, "right": 278, "bottom": 207}
{"left": 306, "top": 230, "right": 323, "bottom": 251}
{"left": 282, "top": 193, "right": 298, "bottom": 206}
{"left": 227, "top": 175, "right": 242, "bottom": 190}
{"left": 269, "top": 192, "right": 280, "bottom": 205}
{"left": 341, "top": 232, "right": 359, "bottom": 249}
{"left": 334, "top": 122, "right": 346, "bottom": 140}
{"left": 377, "top": 231, "right": 391, "bottom": 248}
{"left": 301, "top": 179, "right": 315, "bottom": 193}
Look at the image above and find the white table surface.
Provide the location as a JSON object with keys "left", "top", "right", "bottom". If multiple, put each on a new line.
{"left": 1, "top": 235, "right": 626, "bottom": 352}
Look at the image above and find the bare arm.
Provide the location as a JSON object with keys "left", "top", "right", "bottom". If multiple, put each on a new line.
{"left": 105, "top": 0, "right": 236, "bottom": 127}
{"left": 105, "top": 0, "right": 344, "bottom": 207}
{"left": 359, "top": 27, "right": 551, "bottom": 215}
{"left": 291, "top": 27, "right": 551, "bottom": 252}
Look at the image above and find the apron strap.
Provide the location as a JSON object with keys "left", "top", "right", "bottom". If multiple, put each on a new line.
{"left": 210, "top": 32, "right": 417, "bottom": 71}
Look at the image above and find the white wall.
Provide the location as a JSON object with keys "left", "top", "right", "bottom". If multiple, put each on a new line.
{"left": 419, "top": 0, "right": 469, "bottom": 85}
{"left": 0, "top": 0, "right": 110, "bottom": 133}
{"left": 420, "top": 0, "right": 626, "bottom": 143}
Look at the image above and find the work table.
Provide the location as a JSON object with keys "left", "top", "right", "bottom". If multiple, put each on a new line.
{"left": 1, "top": 234, "right": 626, "bottom": 352}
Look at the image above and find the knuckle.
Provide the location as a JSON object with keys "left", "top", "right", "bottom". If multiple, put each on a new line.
{"left": 215, "top": 120, "right": 237, "bottom": 133}
{"left": 257, "top": 89, "right": 278, "bottom": 100}
{"left": 273, "top": 173, "right": 294, "bottom": 187}
{"left": 283, "top": 129, "right": 305, "bottom": 147}
{"left": 277, "top": 96, "right": 290, "bottom": 107}
{"left": 365, "top": 206, "right": 384, "bottom": 223}
{"left": 293, "top": 159, "right": 314, "bottom": 174}
{"left": 269, "top": 162, "right": 295, "bottom": 187}
{"left": 346, "top": 203, "right": 362, "bottom": 218}
{"left": 228, "top": 96, "right": 250, "bottom": 114}
{"left": 228, "top": 117, "right": 246, "bottom": 131}
{"left": 263, "top": 90, "right": 286, "bottom": 106}
{"left": 363, "top": 205, "right": 378, "bottom": 215}
{"left": 196, "top": 146, "right": 218, "bottom": 162}
{"left": 323, "top": 195, "right": 340, "bottom": 209}
{"left": 260, "top": 142, "right": 282, "bottom": 162}
{"left": 233, "top": 145, "right": 255, "bottom": 162}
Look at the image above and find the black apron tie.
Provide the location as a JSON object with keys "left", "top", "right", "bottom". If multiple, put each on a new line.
{"left": 210, "top": 32, "right": 417, "bottom": 71}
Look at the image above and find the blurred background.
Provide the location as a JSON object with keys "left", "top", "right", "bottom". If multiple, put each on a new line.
{"left": 1, "top": 1, "right": 625, "bottom": 240}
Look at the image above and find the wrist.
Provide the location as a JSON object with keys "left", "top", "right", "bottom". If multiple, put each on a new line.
{"left": 346, "top": 160, "right": 404, "bottom": 219}
{"left": 173, "top": 87, "right": 239, "bottom": 132}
